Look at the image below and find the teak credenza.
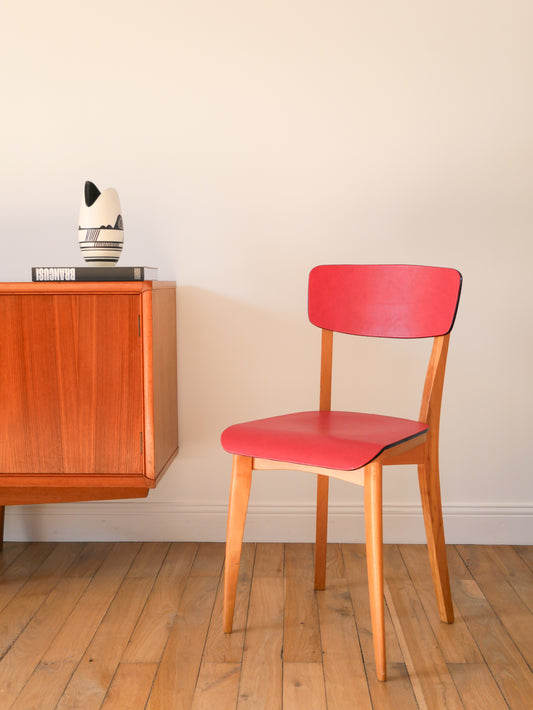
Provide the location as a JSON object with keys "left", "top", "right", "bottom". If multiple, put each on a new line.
{"left": 0, "top": 280, "right": 178, "bottom": 543}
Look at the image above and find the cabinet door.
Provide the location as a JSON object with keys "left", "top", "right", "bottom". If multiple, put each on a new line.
{"left": 0, "top": 293, "right": 144, "bottom": 475}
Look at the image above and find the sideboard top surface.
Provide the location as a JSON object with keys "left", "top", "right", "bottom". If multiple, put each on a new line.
{"left": 0, "top": 281, "right": 176, "bottom": 295}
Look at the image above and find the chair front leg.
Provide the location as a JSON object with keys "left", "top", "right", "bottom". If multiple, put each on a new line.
{"left": 314, "top": 474, "right": 329, "bottom": 590}
{"left": 223, "top": 455, "right": 253, "bottom": 633}
{"left": 364, "top": 460, "right": 386, "bottom": 681}
{"left": 418, "top": 450, "right": 454, "bottom": 623}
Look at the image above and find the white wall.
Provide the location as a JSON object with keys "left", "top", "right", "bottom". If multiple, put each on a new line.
{"left": 2, "top": 1, "right": 532, "bottom": 543}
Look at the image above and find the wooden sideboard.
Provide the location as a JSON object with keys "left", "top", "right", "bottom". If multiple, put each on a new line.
{"left": 0, "top": 280, "right": 178, "bottom": 542}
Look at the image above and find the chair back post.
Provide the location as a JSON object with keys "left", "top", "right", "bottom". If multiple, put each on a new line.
{"left": 319, "top": 329, "right": 333, "bottom": 412}
{"left": 314, "top": 327, "right": 333, "bottom": 590}
{"left": 417, "top": 333, "right": 455, "bottom": 624}
{"left": 419, "top": 334, "right": 451, "bottom": 436}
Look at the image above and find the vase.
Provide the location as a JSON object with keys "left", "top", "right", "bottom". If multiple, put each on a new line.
{"left": 78, "top": 181, "right": 124, "bottom": 266}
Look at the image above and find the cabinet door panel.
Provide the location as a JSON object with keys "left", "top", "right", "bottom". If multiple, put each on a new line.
{"left": 0, "top": 294, "right": 143, "bottom": 475}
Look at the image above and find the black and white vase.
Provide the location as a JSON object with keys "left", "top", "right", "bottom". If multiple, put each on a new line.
{"left": 78, "top": 181, "right": 124, "bottom": 266}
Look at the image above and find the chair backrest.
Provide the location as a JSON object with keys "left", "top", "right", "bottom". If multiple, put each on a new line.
{"left": 308, "top": 264, "right": 462, "bottom": 338}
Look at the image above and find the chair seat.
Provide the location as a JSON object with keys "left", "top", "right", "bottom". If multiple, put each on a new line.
{"left": 221, "top": 411, "right": 428, "bottom": 471}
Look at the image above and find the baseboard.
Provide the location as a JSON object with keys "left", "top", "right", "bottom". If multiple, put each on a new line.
{"left": 3, "top": 502, "right": 532, "bottom": 544}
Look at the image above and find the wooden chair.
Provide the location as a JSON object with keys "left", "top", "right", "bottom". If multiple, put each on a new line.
{"left": 221, "top": 264, "right": 462, "bottom": 681}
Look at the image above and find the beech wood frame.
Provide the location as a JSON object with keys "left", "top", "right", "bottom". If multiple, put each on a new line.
{"left": 223, "top": 328, "right": 455, "bottom": 682}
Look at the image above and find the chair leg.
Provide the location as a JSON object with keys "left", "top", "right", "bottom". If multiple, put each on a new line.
{"left": 314, "top": 474, "right": 329, "bottom": 590}
{"left": 0, "top": 506, "right": 5, "bottom": 550}
{"left": 364, "top": 461, "right": 386, "bottom": 681}
{"left": 223, "top": 455, "right": 253, "bottom": 633}
{"left": 418, "top": 457, "right": 454, "bottom": 623}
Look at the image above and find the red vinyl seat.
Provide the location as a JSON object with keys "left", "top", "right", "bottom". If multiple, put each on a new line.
{"left": 222, "top": 411, "right": 428, "bottom": 471}
{"left": 221, "top": 264, "right": 462, "bottom": 681}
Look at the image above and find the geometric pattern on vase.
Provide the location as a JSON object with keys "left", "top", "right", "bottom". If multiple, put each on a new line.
{"left": 78, "top": 180, "right": 124, "bottom": 266}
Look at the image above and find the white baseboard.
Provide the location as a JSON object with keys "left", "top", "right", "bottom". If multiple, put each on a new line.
{"left": 3, "top": 502, "right": 532, "bottom": 545}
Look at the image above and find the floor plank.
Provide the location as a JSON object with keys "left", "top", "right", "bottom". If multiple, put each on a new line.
{"left": 283, "top": 663, "right": 327, "bottom": 710}
{"left": 1, "top": 542, "right": 532, "bottom": 709}
{"left": 146, "top": 544, "right": 223, "bottom": 710}
{"left": 252, "top": 542, "right": 284, "bottom": 578}
{"left": 0, "top": 541, "right": 30, "bottom": 575}
{"left": 237, "top": 576, "right": 284, "bottom": 709}
{"left": 384, "top": 545, "right": 463, "bottom": 709}
{"left": 399, "top": 544, "right": 483, "bottom": 664}
{"left": 56, "top": 575, "right": 155, "bottom": 710}
{"left": 317, "top": 579, "right": 373, "bottom": 710}
{"left": 448, "top": 546, "right": 533, "bottom": 709}
{"left": 283, "top": 543, "right": 322, "bottom": 663}
{"left": 0, "top": 543, "right": 84, "bottom": 658}
{"left": 488, "top": 545, "right": 533, "bottom": 614}
{"left": 456, "top": 544, "right": 533, "bottom": 666}
{"left": 203, "top": 543, "right": 255, "bottom": 664}
{"left": 0, "top": 577, "right": 88, "bottom": 707}
{"left": 100, "top": 662, "right": 158, "bottom": 709}
{"left": 191, "top": 662, "right": 241, "bottom": 710}
{"left": 342, "top": 543, "right": 419, "bottom": 710}
{"left": 122, "top": 542, "right": 198, "bottom": 664}
{"left": 13, "top": 542, "right": 142, "bottom": 709}
{"left": 447, "top": 662, "right": 509, "bottom": 710}
{"left": 515, "top": 545, "right": 533, "bottom": 572}
{"left": 0, "top": 542, "right": 56, "bottom": 614}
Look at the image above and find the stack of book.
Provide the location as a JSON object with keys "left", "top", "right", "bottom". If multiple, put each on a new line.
{"left": 32, "top": 266, "right": 158, "bottom": 282}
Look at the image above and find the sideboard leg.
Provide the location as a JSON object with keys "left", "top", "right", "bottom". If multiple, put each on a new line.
{"left": 0, "top": 506, "right": 5, "bottom": 550}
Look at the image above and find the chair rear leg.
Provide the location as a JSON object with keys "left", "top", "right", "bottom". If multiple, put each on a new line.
{"left": 223, "top": 455, "right": 253, "bottom": 633}
{"left": 314, "top": 474, "right": 329, "bottom": 590}
{"left": 364, "top": 461, "right": 386, "bottom": 681}
{"left": 418, "top": 458, "right": 454, "bottom": 623}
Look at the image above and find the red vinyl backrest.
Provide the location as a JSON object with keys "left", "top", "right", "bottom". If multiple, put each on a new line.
{"left": 308, "top": 265, "right": 462, "bottom": 338}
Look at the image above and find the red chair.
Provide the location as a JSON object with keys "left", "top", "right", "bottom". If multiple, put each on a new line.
{"left": 221, "top": 264, "right": 462, "bottom": 681}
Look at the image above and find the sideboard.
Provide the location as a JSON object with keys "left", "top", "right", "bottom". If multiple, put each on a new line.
{"left": 0, "top": 280, "right": 178, "bottom": 543}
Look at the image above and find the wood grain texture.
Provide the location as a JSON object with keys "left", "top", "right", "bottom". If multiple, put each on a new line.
{"left": 364, "top": 461, "right": 386, "bottom": 681}
{"left": 399, "top": 544, "right": 481, "bottom": 665}
{"left": 314, "top": 474, "right": 329, "bottom": 590}
{"left": 317, "top": 579, "right": 373, "bottom": 710}
{"left": 100, "top": 662, "right": 158, "bottom": 710}
{"left": 149, "top": 283, "right": 179, "bottom": 479}
{"left": 205, "top": 543, "right": 255, "bottom": 663}
{"left": 284, "top": 544, "right": 322, "bottom": 663}
{"left": 0, "top": 282, "right": 178, "bottom": 518}
{"left": 223, "top": 456, "right": 253, "bottom": 633}
{"left": 237, "top": 576, "right": 283, "bottom": 709}
{"left": 341, "top": 543, "right": 419, "bottom": 710}
{"left": 147, "top": 573, "right": 220, "bottom": 709}
{"left": 283, "top": 663, "right": 327, "bottom": 710}
{"left": 0, "top": 577, "right": 89, "bottom": 707}
{"left": 448, "top": 546, "right": 533, "bottom": 709}
{"left": 57, "top": 576, "right": 155, "bottom": 710}
{"left": 2, "top": 542, "right": 531, "bottom": 709}
{"left": 456, "top": 544, "right": 533, "bottom": 665}
{"left": 0, "top": 293, "right": 143, "bottom": 475}
{"left": 383, "top": 545, "right": 463, "bottom": 709}
{"left": 0, "top": 543, "right": 84, "bottom": 658}
{"left": 122, "top": 542, "right": 198, "bottom": 664}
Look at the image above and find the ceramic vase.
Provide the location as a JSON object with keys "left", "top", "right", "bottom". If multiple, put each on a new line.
{"left": 78, "top": 181, "right": 124, "bottom": 266}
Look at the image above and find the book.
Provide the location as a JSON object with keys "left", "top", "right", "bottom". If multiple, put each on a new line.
{"left": 32, "top": 266, "right": 158, "bottom": 282}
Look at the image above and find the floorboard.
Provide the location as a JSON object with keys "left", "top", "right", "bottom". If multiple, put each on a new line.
{"left": 1, "top": 542, "right": 532, "bottom": 709}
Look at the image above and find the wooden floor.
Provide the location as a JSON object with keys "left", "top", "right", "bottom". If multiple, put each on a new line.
{"left": 0, "top": 542, "right": 532, "bottom": 709}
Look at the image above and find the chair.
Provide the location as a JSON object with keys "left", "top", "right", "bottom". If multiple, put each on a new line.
{"left": 221, "top": 264, "right": 462, "bottom": 681}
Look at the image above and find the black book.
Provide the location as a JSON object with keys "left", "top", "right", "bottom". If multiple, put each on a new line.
{"left": 32, "top": 266, "right": 158, "bottom": 282}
